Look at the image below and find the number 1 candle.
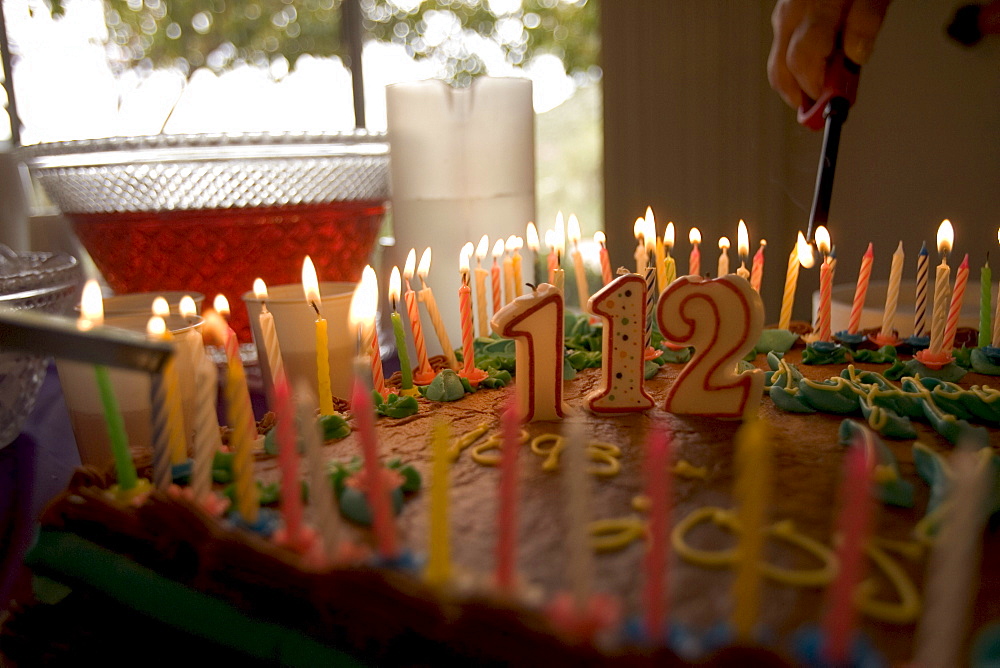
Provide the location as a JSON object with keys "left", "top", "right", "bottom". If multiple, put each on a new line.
{"left": 302, "top": 256, "right": 335, "bottom": 415}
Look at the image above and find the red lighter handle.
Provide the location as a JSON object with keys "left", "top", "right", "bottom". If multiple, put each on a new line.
{"left": 797, "top": 50, "right": 861, "bottom": 130}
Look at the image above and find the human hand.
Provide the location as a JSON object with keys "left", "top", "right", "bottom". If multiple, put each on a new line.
{"left": 768, "top": 0, "right": 891, "bottom": 109}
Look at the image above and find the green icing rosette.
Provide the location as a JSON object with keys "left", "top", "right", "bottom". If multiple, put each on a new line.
{"left": 839, "top": 419, "right": 914, "bottom": 507}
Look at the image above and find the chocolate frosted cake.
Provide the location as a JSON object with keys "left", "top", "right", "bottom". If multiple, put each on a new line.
{"left": 14, "top": 337, "right": 1000, "bottom": 666}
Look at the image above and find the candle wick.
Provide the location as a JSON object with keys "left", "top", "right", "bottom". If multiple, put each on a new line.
{"left": 310, "top": 301, "right": 321, "bottom": 317}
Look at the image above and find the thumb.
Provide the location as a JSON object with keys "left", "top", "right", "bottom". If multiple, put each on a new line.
{"left": 843, "top": 0, "right": 892, "bottom": 64}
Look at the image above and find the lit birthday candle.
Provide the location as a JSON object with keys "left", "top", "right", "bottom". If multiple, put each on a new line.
{"left": 146, "top": 315, "right": 188, "bottom": 489}
{"left": 492, "top": 238, "right": 505, "bottom": 316}
{"left": 736, "top": 220, "right": 750, "bottom": 281}
{"left": 359, "top": 266, "right": 387, "bottom": 396}
{"left": 778, "top": 233, "right": 811, "bottom": 330}
{"left": 425, "top": 421, "right": 452, "bottom": 586}
{"left": 643, "top": 219, "right": 657, "bottom": 350}
{"left": 78, "top": 280, "right": 141, "bottom": 497}
{"left": 595, "top": 231, "right": 613, "bottom": 286}
{"left": 416, "top": 247, "right": 459, "bottom": 372}
{"left": 389, "top": 267, "right": 415, "bottom": 392}
{"left": 848, "top": 243, "right": 874, "bottom": 336}
{"left": 302, "top": 256, "right": 335, "bottom": 415}
{"left": 717, "top": 236, "right": 731, "bottom": 277}
{"left": 253, "top": 278, "right": 285, "bottom": 390}
{"left": 814, "top": 226, "right": 835, "bottom": 342}
{"left": 914, "top": 241, "right": 930, "bottom": 338}
{"left": 648, "top": 207, "right": 667, "bottom": 292}
{"left": 663, "top": 222, "right": 677, "bottom": 287}
{"left": 191, "top": 338, "right": 222, "bottom": 502}
{"left": 553, "top": 216, "right": 566, "bottom": 294}
{"left": 750, "top": 239, "right": 766, "bottom": 293}
{"left": 512, "top": 236, "right": 525, "bottom": 297}
{"left": 526, "top": 221, "right": 540, "bottom": 288}
{"left": 732, "top": 418, "right": 772, "bottom": 641}
{"left": 634, "top": 217, "right": 647, "bottom": 274}
{"left": 929, "top": 221, "right": 954, "bottom": 354}
{"left": 403, "top": 250, "right": 436, "bottom": 384}
{"left": 545, "top": 228, "right": 558, "bottom": 285}
{"left": 458, "top": 244, "right": 486, "bottom": 385}
{"left": 474, "top": 236, "right": 491, "bottom": 338}
{"left": 568, "top": 214, "right": 590, "bottom": 309}
{"left": 688, "top": 227, "right": 701, "bottom": 277}
{"left": 503, "top": 236, "right": 517, "bottom": 305}
{"left": 877, "top": 242, "right": 903, "bottom": 341}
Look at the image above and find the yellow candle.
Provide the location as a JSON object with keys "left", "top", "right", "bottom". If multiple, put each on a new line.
{"left": 554, "top": 216, "right": 566, "bottom": 293}
{"left": 303, "top": 256, "right": 335, "bottom": 415}
{"left": 425, "top": 421, "right": 452, "bottom": 586}
{"left": 779, "top": 232, "right": 812, "bottom": 330}
{"left": 732, "top": 417, "right": 772, "bottom": 641}
{"left": 512, "top": 236, "right": 524, "bottom": 298}
{"left": 568, "top": 214, "right": 589, "bottom": 308}
{"left": 664, "top": 222, "right": 676, "bottom": 287}
{"left": 503, "top": 236, "right": 516, "bottom": 305}
{"left": 930, "top": 221, "right": 954, "bottom": 353}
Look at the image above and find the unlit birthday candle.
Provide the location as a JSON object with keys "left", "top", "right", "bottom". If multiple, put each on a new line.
{"left": 297, "top": 381, "right": 340, "bottom": 558}
{"left": 994, "top": 233, "right": 1000, "bottom": 347}
{"left": 474, "top": 235, "right": 491, "bottom": 338}
{"left": 425, "top": 421, "right": 452, "bottom": 587}
{"left": 492, "top": 238, "right": 504, "bottom": 315}
{"left": 815, "top": 226, "right": 834, "bottom": 342}
{"left": 634, "top": 217, "right": 647, "bottom": 274}
{"left": 458, "top": 246, "right": 487, "bottom": 385}
{"left": 848, "top": 243, "right": 874, "bottom": 335}
{"left": 206, "top": 311, "right": 260, "bottom": 524}
{"left": 417, "top": 247, "right": 459, "bottom": 371}
{"left": 822, "top": 441, "right": 875, "bottom": 665}
{"left": 663, "top": 222, "right": 677, "bottom": 287}
{"left": 657, "top": 275, "right": 765, "bottom": 419}
{"left": 496, "top": 399, "right": 521, "bottom": 593}
{"left": 403, "top": 250, "right": 437, "bottom": 383}
{"left": 568, "top": 214, "right": 590, "bottom": 308}
{"left": 360, "top": 266, "right": 387, "bottom": 395}
{"left": 717, "top": 237, "right": 730, "bottom": 278}
{"left": 750, "top": 239, "right": 766, "bottom": 293}
{"left": 914, "top": 241, "right": 929, "bottom": 338}
{"left": 586, "top": 273, "right": 654, "bottom": 413}
{"left": 980, "top": 255, "right": 991, "bottom": 348}
{"left": 942, "top": 253, "right": 970, "bottom": 353}
{"left": 595, "top": 231, "right": 613, "bottom": 286}
{"left": 146, "top": 315, "right": 188, "bottom": 489}
{"left": 253, "top": 278, "right": 285, "bottom": 388}
{"left": 78, "top": 281, "right": 141, "bottom": 497}
{"left": 778, "top": 234, "right": 805, "bottom": 329}
{"left": 644, "top": 425, "right": 671, "bottom": 640}
{"left": 929, "top": 221, "right": 954, "bottom": 354}
{"left": 688, "top": 227, "right": 701, "bottom": 277}
{"left": 512, "top": 236, "right": 525, "bottom": 297}
{"left": 736, "top": 220, "right": 750, "bottom": 281}
{"left": 273, "top": 374, "right": 306, "bottom": 551}
{"left": 302, "top": 256, "right": 335, "bottom": 415}
{"left": 563, "top": 418, "right": 594, "bottom": 614}
{"left": 503, "top": 236, "right": 517, "bottom": 305}
{"left": 732, "top": 418, "right": 772, "bottom": 641}
{"left": 877, "top": 242, "right": 903, "bottom": 340}
{"left": 389, "top": 267, "right": 415, "bottom": 392}
{"left": 491, "top": 283, "right": 570, "bottom": 422}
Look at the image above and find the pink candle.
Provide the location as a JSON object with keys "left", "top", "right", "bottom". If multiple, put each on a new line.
{"left": 352, "top": 377, "right": 398, "bottom": 559}
{"left": 942, "top": 254, "right": 970, "bottom": 353}
{"left": 750, "top": 241, "right": 766, "bottom": 292}
{"left": 822, "top": 442, "right": 875, "bottom": 664}
{"left": 273, "top": 374, "right": 304, "bottom": 545}
{"left": 644, "top": 424, "right": 672, "bottom": 640}
{"left": 688, "top": 228, "right": 701, "bottom": 277}
{"left": 848, "top": 243, "right": 874, "bottom": 334}
{"left": 496, "top": 398, "right": 520, "bottom": 593}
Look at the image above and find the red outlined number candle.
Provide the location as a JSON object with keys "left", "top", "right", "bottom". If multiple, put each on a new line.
{"left": 656, "top": 275, "right": 764, "bottom": 420}
{"left": 491, "top": 283, "right": 570, "bottom": 422}
{"left": 586, "top": 273, "right": 654, "bottom": 413}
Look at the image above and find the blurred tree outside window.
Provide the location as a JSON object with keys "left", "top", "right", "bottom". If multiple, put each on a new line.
{"left": 2, "top": 0, "right": 602, "bottom": 235}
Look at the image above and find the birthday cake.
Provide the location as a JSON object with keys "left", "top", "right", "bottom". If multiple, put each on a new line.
{"left": 11, "top": 306, "right": 1000, "bottom": 667}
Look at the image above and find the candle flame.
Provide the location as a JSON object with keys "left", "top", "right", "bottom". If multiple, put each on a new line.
{"left": 301, "top": 256, "right": 321, "bottom": 308}
{"left": 594, "top": 230, "right": 606, "bottom": 247}
{"left": 505, "top": 235, "right": 517, "bottom": 252}
{"left": 476, "top": 235, "right": 490, "bottom": 261}
{"left": 389, "top": 266, "right": 401, "bottom": 304}
{"left": 460, "top": 246, "right": 471, "bottom": 275}
{"left": 179, "top": 295, "right": 197, "bottom": 319}
{"left": 938, "top": 219, "right": 954, "bottom": 256}
{"left": 201, "top": 310, "right": 228, "bottom": 347}
{"left": 526, "top": 222, "right": 539, "bottom": 251}
{"left": 253, "top": 277, "right": 268, "bottom": 300}
{"left": 796, "top": 232, "right": 815, "bottom": 269}
{"left": 645, "top": 216, "right": 656, "bottom": 252}
{"left": 633, "top": 217, "right": 644, "bottom": 241}
{"left": 493, "top": 238, "right": 505, "bottom": 260}
{"left": 737, "top": 220, "right": 749, "bottom": 257}
{"left": 664, "top": 222, "right": 675, "bottom": 250}
{"left": 152, "top": 296, "right": 170, "bottom": 317}
{"left": 515, "top": 236, "right": 523, "bottom": 251}
{"left": 689, "top": 227, "right": 701, "bottom": 245}
{"left": 815, "top": 226, "right": 831, "bottom": 256}
{"left": 417, "top": 247, "right": 432, "bottom": 278}
{"left": 349, "top": 265, "right": 378, "bottom": 330}
{"left": 402, "top": 248, "right": 416, "bottom": 280}
{"left": 213, "top": 293, "right": 231, "bottom": 316}
{"left": 554, "top": 216, "right": 566, "bottom": 255}
{"left": 79, "top": 279, "right": 104, "bottom": 329}
{"left": 568, "top": 214, "right": 581, "bottom": 245}
{"left": 718, "top": 236, "right": 730, "bottom": 251}
{"left": 147, "top": 315, "right": 167, "bottom": 337}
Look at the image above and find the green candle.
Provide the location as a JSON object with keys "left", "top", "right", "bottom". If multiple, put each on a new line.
{"left": 981, "top": 260, "right": 992, "bottom": 348}
{"left": 391, "top": 310, "right": 414, "bottom": 390}
{"left": 94, "top": 364, "right": 138, "bottom": 490}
